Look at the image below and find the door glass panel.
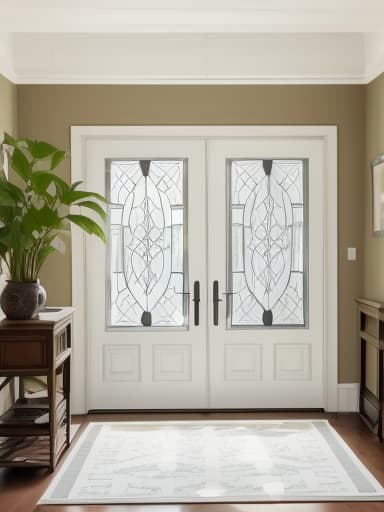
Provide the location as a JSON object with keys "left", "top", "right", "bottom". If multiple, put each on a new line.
{"left": 106, "top": 159, "right": 188, "bottom": 329}
{"left": 228, "top": 159, "right": 308, "bottom": 328}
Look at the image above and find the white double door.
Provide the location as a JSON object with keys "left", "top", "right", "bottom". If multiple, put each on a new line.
{"left": 85, "top": 136, "right": 324, "bottom": 410}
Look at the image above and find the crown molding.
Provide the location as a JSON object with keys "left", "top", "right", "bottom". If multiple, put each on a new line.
{"left": 364, "top": 32, "right": 384, "bottom": 84}
{"left": 0, "top": 33, "right": 16, "bottom": 84}
{"left": 0, "top": 30, "right": 383, "bottom": 85}
{"left": 0, "top": 66, "right": 16, "bottom": 84}
{"left": 364, "top": 65, "right": 384, "bottom": 84}
{"left": 4, "top": 32, "right": 369, "bottom": 85}
{"left": 9, "top": 75, "right": 368, "bottom": 85}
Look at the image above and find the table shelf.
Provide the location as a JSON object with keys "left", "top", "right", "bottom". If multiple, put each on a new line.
{"left": 0, "top": 307, "right": 74, "bottom": 471}
{"left": 356, "top": 298, "right": 384, "bottom": 441}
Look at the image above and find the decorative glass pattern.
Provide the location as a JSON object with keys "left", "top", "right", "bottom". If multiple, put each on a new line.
{"left": 229, "top": 159, "right": 307, "bottom": 327}
{"left": 107, "top": 159, "right": 187, "bottom": 328}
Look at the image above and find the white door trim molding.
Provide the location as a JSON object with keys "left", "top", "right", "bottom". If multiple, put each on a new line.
{"left": 71, "top": 125, "right": 338, "bottom": 413}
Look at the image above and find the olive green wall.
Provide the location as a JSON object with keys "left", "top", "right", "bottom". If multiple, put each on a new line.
{"left": 364, "top": 73, "right": 384, "bottom": 301}
{"left": 16, "top": 84, "right": 366, "bottom": 383}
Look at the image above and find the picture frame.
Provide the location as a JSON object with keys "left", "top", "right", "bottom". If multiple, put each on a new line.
{"left": 372, "top": 154, "right": 384, "bottom": 235}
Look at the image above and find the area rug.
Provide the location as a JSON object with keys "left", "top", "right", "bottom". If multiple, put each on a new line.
{"left": 39, "top": 420, "right": 384, "bottom": 504}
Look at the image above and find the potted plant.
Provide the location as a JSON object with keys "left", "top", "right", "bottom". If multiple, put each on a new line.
{"left": 0, "top": 132, "right": 106, "bottom": 320}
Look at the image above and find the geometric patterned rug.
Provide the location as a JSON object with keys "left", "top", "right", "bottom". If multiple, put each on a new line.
{"left": 39, "top": 420, "right": 384, "bottom": 504}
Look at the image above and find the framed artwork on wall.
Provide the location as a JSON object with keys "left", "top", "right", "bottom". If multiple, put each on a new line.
{"left": 372, "top": 154, "right": 384, "bottom": 235}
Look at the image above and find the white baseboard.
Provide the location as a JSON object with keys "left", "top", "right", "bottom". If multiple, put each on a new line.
{"left": 338, "top": 384, "right": 359, "bottom": 412}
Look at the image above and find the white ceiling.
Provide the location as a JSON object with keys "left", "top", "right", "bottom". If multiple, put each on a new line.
{"left": 0, "top": 1, "right": 383, "bottom": 84}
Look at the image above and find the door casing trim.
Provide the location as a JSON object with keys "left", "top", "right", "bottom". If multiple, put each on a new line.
{"left": 70, "top": 125, "right": 338, "bottom": 413}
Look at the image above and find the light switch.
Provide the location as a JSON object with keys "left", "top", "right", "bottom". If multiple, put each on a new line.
{"left": 347, "top": 247, "right": 357, "bottom": 261}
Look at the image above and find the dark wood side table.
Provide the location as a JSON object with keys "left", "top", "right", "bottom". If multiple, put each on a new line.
{"left": 0, "top": 307, "right": 74, "bottom": 471}
{"left": 356, "top": 298, "right": 383, "bottom": 441}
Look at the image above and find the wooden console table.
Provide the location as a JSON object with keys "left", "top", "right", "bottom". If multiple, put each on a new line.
{"left": 0, "top": 307, "right": 74, "bottom": 471}
{"left": 356, "top": 298, "right": 383, "bottom": 441}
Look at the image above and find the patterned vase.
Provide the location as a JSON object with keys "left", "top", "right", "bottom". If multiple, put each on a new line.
{"left": 0, "top": 281, "right": 41, "bottom": 320}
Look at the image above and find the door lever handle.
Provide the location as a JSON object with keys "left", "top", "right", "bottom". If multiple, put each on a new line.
{"left": 192, "top": 281, "right": 200, "bottom": 326}
{"left": 213, "top": 280, "right": 223, "bottom": 326}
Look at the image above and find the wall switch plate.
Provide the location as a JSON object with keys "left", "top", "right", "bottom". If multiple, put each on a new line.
{"left": 347, "top": 247, "right": 357, "bottom": 261}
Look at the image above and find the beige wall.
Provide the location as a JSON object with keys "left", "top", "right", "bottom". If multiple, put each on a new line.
{"left": 16, "top": 84, "right": 366, "bottom": 383}
{"left": 364, "top": 73, "right": 384, "bottom": 301}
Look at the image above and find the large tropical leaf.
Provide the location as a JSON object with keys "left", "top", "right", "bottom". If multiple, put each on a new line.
{"left": 70, "top": 181, "right": 83, "bottom": 190}
{"left": 3, "top": 179, "right": 25, "bottom": 203}
{"left": 0, "top": 176, "right": 24, "bottom": 207}
{"left": 30, "top": 172, "right": 70, "bottom": 201}
{"left": 2, "top": 132, "right": 16, "bottom": 147}
{"left": 9, "top": 147, "right": 31, "bottom": 182}
{"left": 35, "top": 244, "right": 56, "bottom": 270}
{"left": 50, "top": 174, "right": 71, "bottom": 196}
{"left": 30, "top": 171, "right": 55, "bottom": 196}
{"left": 76, "top": 200, "right": 106, "bottom": 221}
{"left": 26, "top": 139, "right": 58, "bottom": 159}
{"left": 66, "top": 214, "right": 106, "bottom": 242}
{"left": 0, "top": 204, "right": 17, "bottom": 224}
{"left": 61, "top": 189, "right": 107, "bottom": 205}
{"left": 51, "top": 150, "right": 66, "bottom": 170}
{"left": 0, "top": 221, "right": 32, "bottom": 251}
{"left": 22, "top": 204, "right": 61, "bottom": 235}
{"left": 0, "top": 184, "right": 18, "bottom": 207}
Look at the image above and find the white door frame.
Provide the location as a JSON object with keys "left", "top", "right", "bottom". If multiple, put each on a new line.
{"left": 70, "top": 125, "right": 338, "bottom": 414}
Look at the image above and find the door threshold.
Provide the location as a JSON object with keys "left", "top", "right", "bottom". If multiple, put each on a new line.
{"left": 88, "top": 408, "right": 325, "bottom": 414}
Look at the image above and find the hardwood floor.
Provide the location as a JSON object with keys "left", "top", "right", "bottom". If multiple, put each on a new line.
{"left": 0, "top": 411, "right": 384, "bottom": 512}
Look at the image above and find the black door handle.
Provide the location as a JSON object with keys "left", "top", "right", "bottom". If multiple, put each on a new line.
{"left": 213, "top": 280, "right": 223, "bottom": 326}
{"left": 192, "top": 281, "right": 200, "bottom": 326}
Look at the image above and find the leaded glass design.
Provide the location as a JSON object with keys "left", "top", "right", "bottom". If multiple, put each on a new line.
{"left": 107, "top": 159, "right": 187, "bottom": 328}
{"left": 228, "top": 159, "right": 307, "bottom": 327}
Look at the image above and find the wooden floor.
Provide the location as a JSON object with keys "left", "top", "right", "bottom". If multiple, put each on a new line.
{"left": 1, "top": 411, "right": 384, "bottom": 512}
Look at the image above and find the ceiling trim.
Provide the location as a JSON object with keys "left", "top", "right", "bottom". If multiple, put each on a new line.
{"left": 0, "top": 67, "right": 16, "bottom": 84}
{"left": 365, "top": 66, "right": 384, "bottom": 84}
{"left": 8, "top": 75, "right": 370, "bottom": 85}
{"left": 1, "top": 30, "right": 383, "bottom": 85}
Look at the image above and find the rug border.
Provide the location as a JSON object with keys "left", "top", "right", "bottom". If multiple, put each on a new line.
{"left": 39, "top": 419, "right": 384, "bottom": 505}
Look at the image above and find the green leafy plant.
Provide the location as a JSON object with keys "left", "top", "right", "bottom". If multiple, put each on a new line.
{"left": 0, "top": 133, "right": 106, "bottom": 282}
